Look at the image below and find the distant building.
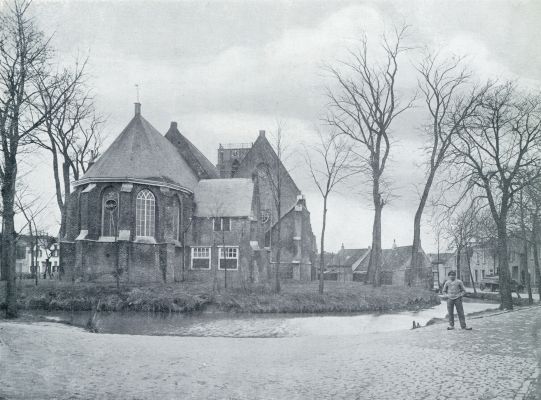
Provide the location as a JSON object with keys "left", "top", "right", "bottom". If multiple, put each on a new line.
{"left": 13, "top": 236, "right": 59, "bottom": 276}
{"left": 430, "top": 237, "right": 540, "bottom": 291}
{"left": 457, "top": 238, "right": 538, "bottom": 289}
{"left": 324, "top": 245, "right": 369, "bottom": 281}
{"left": 428, "top": 252, "right": 456, "bottom": 287}
{"left": 354, "top": 244, "right": 432, "bottom": 286}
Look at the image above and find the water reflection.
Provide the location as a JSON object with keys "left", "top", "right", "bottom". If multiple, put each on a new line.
{"left": 25, "top": 302, "right": 498, "bottom": 338}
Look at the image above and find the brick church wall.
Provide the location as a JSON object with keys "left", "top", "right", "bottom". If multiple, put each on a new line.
{"left": 62, "top": 182, "right": 192, "bottom": 283}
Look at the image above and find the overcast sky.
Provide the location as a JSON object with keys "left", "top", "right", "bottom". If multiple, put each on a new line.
{"left": 21, "top": 0, "right": 541, "bottom": 253}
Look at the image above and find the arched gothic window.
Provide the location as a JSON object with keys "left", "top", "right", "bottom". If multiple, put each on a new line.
{"left": 101, "top": 188, "right": 119, "bottom": 237}
{"left": 136, "top": 189, "right": 155, "bottom": 237}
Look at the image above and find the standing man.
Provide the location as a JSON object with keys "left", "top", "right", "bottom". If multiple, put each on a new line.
{"left": 442, "top": 270, "right": 472, "bottom": 330}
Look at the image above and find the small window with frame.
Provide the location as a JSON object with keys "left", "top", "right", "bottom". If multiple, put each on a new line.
{"left": 219, "top": 246, "right": 238, "bottom": 270}
{"left": 213, "top": 217, "right": 231, "bottom": 232}
{"left": 191, "top": 247, "right": 211, "bottom": 269}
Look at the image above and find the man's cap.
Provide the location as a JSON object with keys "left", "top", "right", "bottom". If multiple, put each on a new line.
{"left": 448, "top": 271, "right": 457, "bottom": 276}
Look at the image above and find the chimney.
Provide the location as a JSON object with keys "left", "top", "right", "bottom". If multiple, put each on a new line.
{"left": 259, "top": 130, "right": 266, "bottom": 138}
{"left": 170, "top": 121, "right": 178, "bottom": 131}
{"left": 134, "top": 102, "right": 141, "bottom": 116}
{"left": 392, "top": 239, "right": 397, "bottom": 250}
{"left": 341, "top": 243, "right": 345, "bottom": 251}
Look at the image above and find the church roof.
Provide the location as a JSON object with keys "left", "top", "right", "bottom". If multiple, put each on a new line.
{"left": 76, "top": 104, "right": 199, "bottom": 191}
{"left": 165, "top": 122, "right": 220, "bottom": 179}
{"left": 233, "top": 131, "right": 301, "bottom": 219}
{"left": 194, "top": 178, "right": 254, "bottom": 218}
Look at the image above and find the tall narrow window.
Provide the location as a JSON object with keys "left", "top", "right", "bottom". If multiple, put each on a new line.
{"left": 136, "top": 189, "right": 155, "bottom": 237}
{"left": 172, "top": 198, "right": 181, "bottom": 241}
{"left": 102, "top": 188, "right": 119, "bottom": 237}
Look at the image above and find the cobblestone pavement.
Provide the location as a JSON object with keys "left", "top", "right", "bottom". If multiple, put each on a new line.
{"left": 1, "top": 306, "right": 540, "bottom": 400}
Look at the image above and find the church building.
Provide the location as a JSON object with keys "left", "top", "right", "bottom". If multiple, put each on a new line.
{"left": 60, "top": 103, "right": 316, "bottom": 285}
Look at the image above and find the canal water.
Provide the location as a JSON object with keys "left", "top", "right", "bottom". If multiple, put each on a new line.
{"left": 22, "top": 301, "right": 499, "bottom": 338}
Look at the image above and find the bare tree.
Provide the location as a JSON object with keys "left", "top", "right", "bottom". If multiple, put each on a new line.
{"left": 15, "top": 184, "right": 50, "bottom": 285}
{"left": 326, "top": 26, "right": 414, "bottom": 286}
{"left": 449, "top": 83, "right": 541, "bottom": 309}
{"left": 511, "top": 178, "right": 541, "bottom": 303}
{"left": 410, "top": 53, "right": 486, "bottom": 286}
{"left": 304, "top": 130, "right": 356, "bottom": 294}
{"left": 527, "top": 182, "right": 541, "bottom": 301}
{"left": 441, "top": 203, "right": 480, "bottom": 294}
{"left": 0, "top": 1, "right": 53, "bottom": 317}
{"left": 0, "top": 1, "right": 85, "bottom": 316}
{"left": 34, "top": 64, "right": 103, "bottom": 238}
{"left": 37, "top": 232, "right": 56, "bottom": 279}
{"left": 257, "top": 124, "right": 290, "bottom": 293}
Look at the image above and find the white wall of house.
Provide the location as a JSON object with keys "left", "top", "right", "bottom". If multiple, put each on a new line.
{"left": 16, "top": 242, "right": 60, "bottom": 275}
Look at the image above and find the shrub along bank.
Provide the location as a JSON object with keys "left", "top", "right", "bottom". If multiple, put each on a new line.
{"left": 1, "top": 280, "right": 440, "bottom": 314}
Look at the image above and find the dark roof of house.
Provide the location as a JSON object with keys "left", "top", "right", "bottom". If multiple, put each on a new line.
{"left": 165, "top": 122, "right": 220, "bottom": 179}
{"left": 76, "top": 104, "right": 199, "bottom": 191}
{"left": 194, "top": 178, "right": 254, "bottom": 217}
{"left": 328, "top": 248, "right": 369, "bottom": 268}
{"left": 355, "top": 245, "right": 425, "bottom": 272}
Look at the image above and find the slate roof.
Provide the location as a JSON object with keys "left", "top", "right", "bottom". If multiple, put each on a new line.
{"left": 194, "top": 178, "right": 254, "bottom": 217}
{"left": 165, "top": 122, "right": 220, "bottom": 179}
{"left": 355, "top": 245, "right": 420, "bottom": 272}
{"left": 327, "top": 248, "right": 369, "bottom": 269}
{"left": 76, "top": 105, "right": 199, "bottom": 191}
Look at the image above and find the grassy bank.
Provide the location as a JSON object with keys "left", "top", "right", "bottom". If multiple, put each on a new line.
{"left": 0, "top": 279, "right": 440, "bottom": 314}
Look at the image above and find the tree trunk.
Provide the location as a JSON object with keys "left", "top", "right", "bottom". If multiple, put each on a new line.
{"left": 519, "top": 190, "right": 533, "bottom": 304}
{"left": 29, "top": 229, "right": 35, "bottom": 285}
{"left": 2, "top": 162, "right": 18, "bottom": 318}
{"left": 319, "top": 196, "right": 328, "bottom": 294}
{"left": 531, "top": 213, "right": 541, "bottom": 303}
{"left": 60, "top": 160, "right": 71, "bottom": 238}
{"left": 410, "top": 170, "right": 435, "bottom": 286}
{"left": 274, "top": 223, "right": 282, "bottom": 293}
{"left": 222, "top": 231, "right": 227, "bottom": 289}
{"left": 369, "top": 194, "right": 383, "bottom": 287}
{"left": 496, "top": 223, "right": 513, "bottom": 310}
{"left": 466, "top": 246, "right": 477, "bottom": 294}
{"left": 0, "top": 219, "right": 6, "bottom": 281}
{"left": 212, "top": 239, "right": 218, "bottom": 293}
{"left": 456, "top": 244, "right": 462, "bottom": 280}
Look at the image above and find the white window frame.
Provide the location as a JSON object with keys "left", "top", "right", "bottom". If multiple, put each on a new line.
{"left": 136, "top": 189, "right": 156, "bottom": 238}
{"left": 218, "top": 246, "right": 239, "bottom": 270}
{"left": 191, "top": 246, "right": 211, "bottom": 270}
